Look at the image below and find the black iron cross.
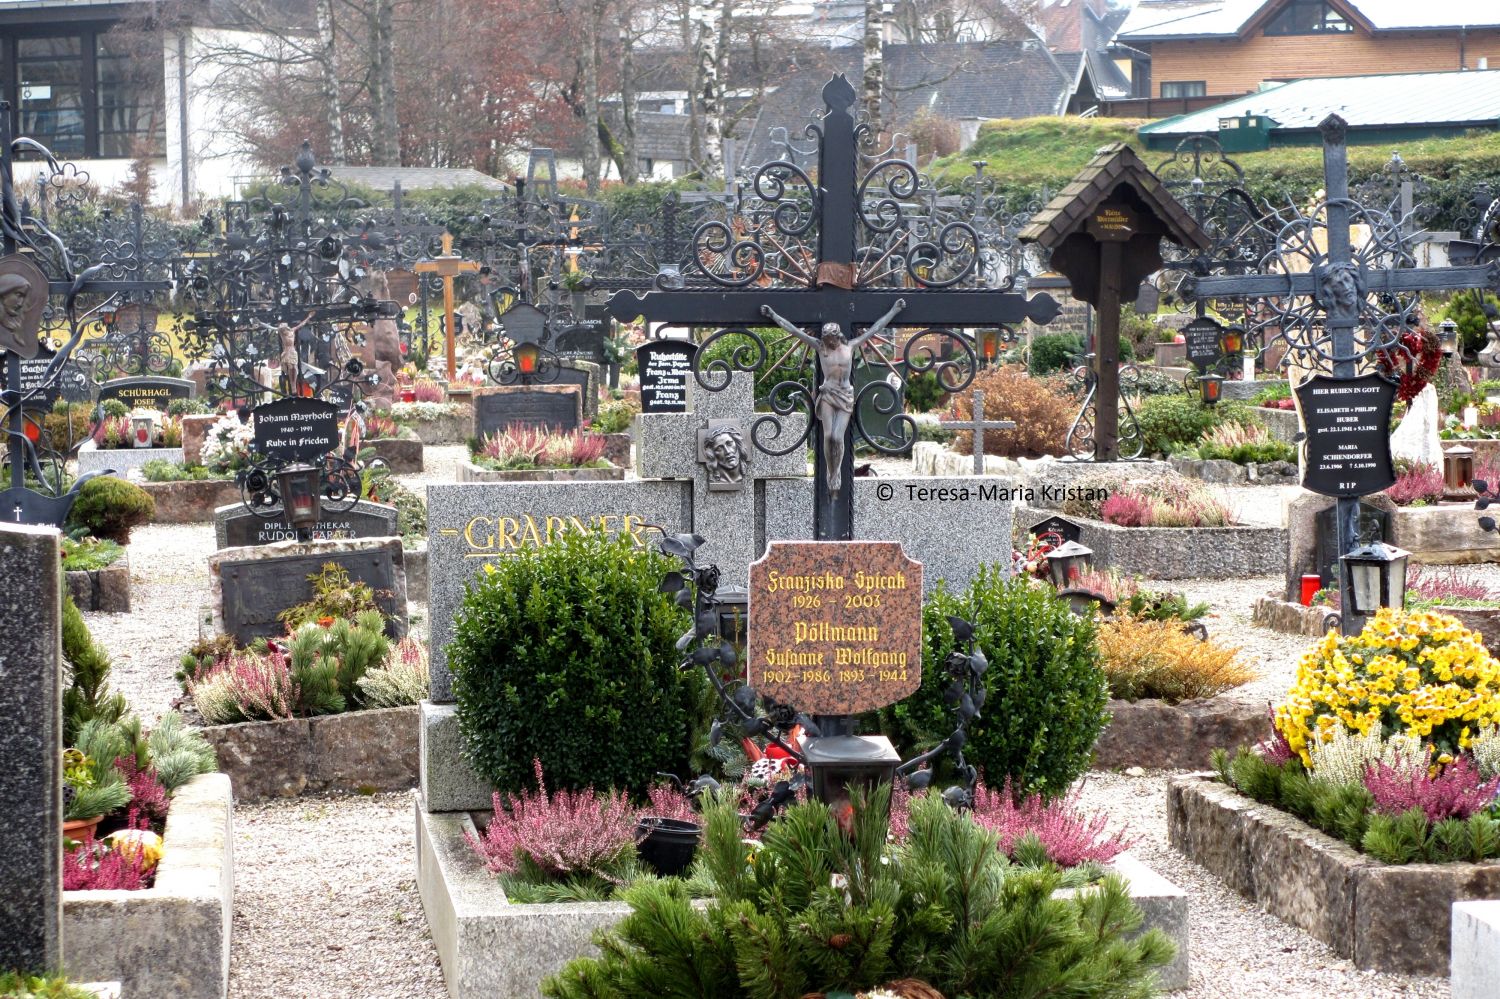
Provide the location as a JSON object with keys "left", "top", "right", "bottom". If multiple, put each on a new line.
{"left": 1, "top": 103, "right": 171, "bottom": 525}
{"left": 1186, "top": 114, "right": 1500, "bottom": 634}
{"left": 607, "top": 75, "right": 1061, "bottom": 540}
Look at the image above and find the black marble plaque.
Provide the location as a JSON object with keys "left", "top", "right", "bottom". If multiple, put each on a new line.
{"left": 1314, "top": 502, "right": 1392, "bottom": 589}
{"left": 251, "top": 396, "right": 342, "bottom": 462}
{"left": 474, "top": 388, "right": 580, "bottom": 438}
{"left": 553, "top": 306, "right": 611, "bottom": 367}
{"left": 1028, "top": 515, "right": 1083, "bottom": 545}
{"left": 1183, "top": 317, "right": 1224, "bottom": 370}
{"left": 219, "top": 504, "right": 397, "bottom": 549}
{"left": 1, "top": 348, "right": 60, "bottom": 410}
{"left": 97, "top": 376, "right": 195, "bottom": 411}
{"left": 637, "top": 339, "right": 697, "bottom": 414}
{"left": 219, "top": 550, "right": 405, "bottom": 644}
{"left": 1296, "top": 373, "right": 1397, "bottom": 498}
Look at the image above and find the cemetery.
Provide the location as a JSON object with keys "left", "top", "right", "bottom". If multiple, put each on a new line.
{"left": 9, "top": 8, "right": 1500, "bottom": 997}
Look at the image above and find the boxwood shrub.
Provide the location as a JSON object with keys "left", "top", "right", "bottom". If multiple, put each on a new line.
{"left": 881, "top": 567, "right": 1108, "bottom": 798}
{"left": 448, "top": 531, "right": 705, "bottom": 795}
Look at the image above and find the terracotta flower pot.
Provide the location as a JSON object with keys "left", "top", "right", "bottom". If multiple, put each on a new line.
{"left": 63, "top": 814, "right": 103, "bottom": 841}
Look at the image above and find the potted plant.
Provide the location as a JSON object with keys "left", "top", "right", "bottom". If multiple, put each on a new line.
{"left": 634, "top": 816, "right": 701, "bottom": 877}
{"left": 62, "top": 747, "right": 128, "bottom": 841}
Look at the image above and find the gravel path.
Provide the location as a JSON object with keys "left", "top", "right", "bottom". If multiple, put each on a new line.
{"left": 230, "top": 791, "right": 446, "bottom": 999}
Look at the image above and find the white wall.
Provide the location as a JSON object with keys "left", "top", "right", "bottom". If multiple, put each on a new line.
{"left": 163, "top": 26, "right": 269, "bottom": 207}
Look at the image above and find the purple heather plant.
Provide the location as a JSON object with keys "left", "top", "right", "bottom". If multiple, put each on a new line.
{"left": 1405, "top": 564, "right": 1494, "bottom": 604}
{"left": 1364, "top": 755, "right": 1500, "bottom": 822}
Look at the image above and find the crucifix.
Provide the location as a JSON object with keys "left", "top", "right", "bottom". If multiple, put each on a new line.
{"left": 607, "top": 75, "right": 1062, "bottom": 540}
{"left": 1185, "top": 114, "right": 1500, "bottom": 634}
{"left": 1, "top": 101, "right": 172, "bottom": 525}
{"left": 938, "top": 390, "right": 1015, "bottom": 474}
{"left": 415, "top": 232, "right": 481, "bottom": 382}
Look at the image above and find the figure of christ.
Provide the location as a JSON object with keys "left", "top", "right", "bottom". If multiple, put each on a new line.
{"left": 758, "top": 298, "right": 906, "bottom": 495}
{"left": 267, "top": 312, "right": 316, "bottom": 397}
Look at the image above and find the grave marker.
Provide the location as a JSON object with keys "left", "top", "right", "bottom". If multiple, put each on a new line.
{"left": 938, "top": 389, "right": 1015, "bottom": 474}
{"left": 1314, "top": 502, "right": 1392, "bottom": 590}
{"left": 1297, "top": 373, "right": 1397, "bottom": 497}
{"left": 0, "top": 348, "right": 61, "bottom": 411}
{"left": 637, "top": 339, "right": 698, "bottom": 413}
{"left": 212, "top": 540, "right": 407, "bottom": 644}
{"left": 0, "top": 523, "right": 63, "bottom": 970}
{"left": 1183, "top": 316, "right": 1225, "bottom": 370}
{"left": 552, "top": 305, "right": 611, "bottom": 368}
{"left": 214, "top": 499, "right": 398, "bottom": 548}
{"left": 1029, "top": 514, "right": 1083, "bottom": 545}
{"left": 97, "top": 375, "right": 195, "bottom": 412}
{"left": 472, "top": 385, "right": 581, "bottom": 439}
{"left": 251, "top": 396, "right": 342, "bottom": 463}
{"left": 748, "top": 541, "right": 922, "bottom": 714}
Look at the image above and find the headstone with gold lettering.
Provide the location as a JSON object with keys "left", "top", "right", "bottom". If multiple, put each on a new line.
{"left": 748, "top": 541, "right": 922, "bottom": 715}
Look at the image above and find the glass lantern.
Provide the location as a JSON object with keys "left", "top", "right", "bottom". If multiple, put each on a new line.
{"left": 276, "top": 464, "right": 322, "bottom": 537}
{"left": 130, "top": 411, "right": 157, "bottom": 449}
{"left": 1443, "top": 444, "right": 1476, "bottom": 501}
{"left": 1341, "top": 540, "right": 1410, "bottom": 617}
{"left": 515, "top": 341, "right": 542, "bottom": 378}
{"left": 1439, "top": 318, "right": 1459, "bottom": 356}
{"left": 1198, "top": 373, "right": 1224, "bottom": 406}
{"left": 1045, "top": 540, "right": 1094, "bottom": 589}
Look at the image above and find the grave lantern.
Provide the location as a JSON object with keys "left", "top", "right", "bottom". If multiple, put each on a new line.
{"left": 1219, "top": 326, "right": 1245, "bottom": 357}
{"left": 130, "top": 411, "right": 157, "bottom": 448}
{"left": 1439, "top": 318, "right": 1460, "bottom": 355}
{"left": 1198, "top": 372, "right": 1224, "bottom": 405}
{"left": 277, "top": 463, "right": 322, "bottom": 537}
{"left": 1443, "top": 444, "right": 1476, "bottom": 501}
{"left": 1045, "top": 539, "right": 1094, "bottom": 589}
{"left": 515, "top": 341, "right": 542, "bottom": 377}
{"left": 802, "top": 735, "right": 901, "bottom": 814}
{"left": 978, "top": 328, "right": 1001, "bottom": 364}
{"left": 1341, "top": 539, "right": 1410, "bottom": 617}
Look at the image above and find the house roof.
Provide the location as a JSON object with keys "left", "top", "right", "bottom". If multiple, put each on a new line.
{"left": 1139, "top": 68, "right": 1500, "bottom": 136}
{"left": 1038, "top": 0, "right": 1131, "bottom": 53}
{"left": 1019, "top": 142, "right": 1212, "bottom": 250}
{"left": 1117, "top": 0, "right": 1500, "bottom": 41}
{"left": 332, "top": 166, "right": 508, "bottom": 193}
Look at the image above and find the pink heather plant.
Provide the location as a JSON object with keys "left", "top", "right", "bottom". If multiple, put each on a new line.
{"left": 188, "top": 649, "right": 301, "bottom": 724}
{"left": 1406, "top": 564, "right": 1494, "bottom": 604}
{"left": 466, "top": 759, "right": 638, "bottom": 881}
{"left": 1099, "top": 491, "right": 1152, "bottom": 527}
{"left": 411, "top": 378, "right": 446, "bottom": 403}
{"left": 641, "top": 783, "right": 698, "bottom": 823}
{"left": 477, "top": 427, "right": 607, "bottom": 470}
{"left": 63, "top": 815, "right": 153, "bottom": 891}
{"left": 1258, "top": 707, "right": 1296, "bottom": 766}
{"left": 1364, "top": 755, "right": 1500, "bottom": 822}
{"left": 114, "top": 756, "right": 170, "bottom": 825}
{"left": 968, "top": 778, "right": 1131, "bottom": 868}
{"left": 1384, "top": 462, "right": 1446, "bottom": 506}
{"left": 1099, "top": 480, "right": 1232, "bottom": 528}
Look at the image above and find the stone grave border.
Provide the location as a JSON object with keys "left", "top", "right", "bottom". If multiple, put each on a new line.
{"left": 1168, "top": 772, "right": 1500, "bottom": 975}
{"left": 1252, "top": 595, "right": 1340, "bottom": 637}
{"left": 138, "top": 478, "right": 242, "bottom": 523}
{"left": 458, "top": 460, "right": 624, "bottom": 483}
{"left": 1166, "top": 456, "right": 1298, "bottom": 486}
{"left": 1452, "top": 900, "right": 1500, "bottom": 999}
{"left": 196, "top": 705, "right": 418, "bottom": 802}
{"left": 1388, "top": 504, "right": 1500, "bottom": 565}
{"left": 1015, "top": 506, "right": 1287, "bottom": 580}
{"left": 393, "top": 404, "right": 472, "bottom": 445}
{"left": 416, "top": 803, "right": 1189, "bottom": 998}
{"left": 368, "top": 436, "right": 424, "bottom": 474}
{"left": 1093, "top": 696, "right": 1265, "bottom": 771}
{"left": 65, "top": 548, "right": 130, "bottom": 613}
{"left": 76, "top": 439, "right": 186, "bottom": 475}
{"left": 63, "top": 772, "right": 233, "bottom": 999}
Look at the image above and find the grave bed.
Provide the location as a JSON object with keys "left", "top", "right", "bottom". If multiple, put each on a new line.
{"left": 63, "top": 772, "right": 233, "bottom": 999}
{"left": 76, "top": 439, "right": 185, "bottom": 476}
{"left": 196, "top": 704, "right": 418, "bottom": 801}
{"left": 137, "top": 477, "right": 241, "bottom": 523}
{"left": 368, "top": 436, "right": 424, "bottom": 474}
{"left": 396, "top": 406, "right": 473, "bottom": 444}
{"left": 459, "top": 460, "right": 624, "bottom": 483}
{"left": 1093, "top": 695, "right": 1264, "bottom": 770}
{"left": 1015, "top": 506, "right": 1287, "bottom": 580}
{"left": 1252, "top": 595, "right": 1339, "bottom": 637}
{"left": 1257, "top": 406, "right": 1300, "bottom": 443}
{"left": 1168, "top": 772, "right": 1500, "bottom": 975}
{"left": 416, "top": 803, "right": 1189, "bottom": 998}
{"left": 1389, "top": 503, "right": 1500, "bottom": 565}
{"left": 66, "top": 549, "right": 131, "bottom": 613}
{"left": 1167, "top": 456, "right": 1298, "bottom": 486}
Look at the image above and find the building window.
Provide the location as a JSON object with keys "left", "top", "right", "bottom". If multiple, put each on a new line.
{"left": 1264, "top": 1, "right": 1351, "bottom": 35}
{"left": 1161, "top": 81, "right": 1207, "bottom": 99}
{"left": 6, "top": 28, "right": 163, "bottom": 160}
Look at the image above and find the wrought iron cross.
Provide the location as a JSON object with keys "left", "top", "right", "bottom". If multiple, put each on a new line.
{"left": 415, "top": 232, "right": 481, "bottom": 381}
{"left": 607, "top": 75, "right": 1061, "bottom": 540}
{"left": 939, "top": 390, "right": 1014, "bottom": 475}
{"left": 1186, "top": 114, "right": 1500, "bottom": 634}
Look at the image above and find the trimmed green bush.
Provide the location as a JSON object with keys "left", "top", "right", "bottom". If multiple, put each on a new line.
{"left": 66, "top": 475, "right": 154, "bottom": 544}
{"left": 449, "top": 531, "right": 705, "bottom": 795}
{"left": 1028, "top": 332, "right": 1082, "bottom": 376}
{"left": 881, "top": 568, "right": 1109, "bottom": 798}
{"left": 1133, "top": 394, "right": 1258, "bottom": 458}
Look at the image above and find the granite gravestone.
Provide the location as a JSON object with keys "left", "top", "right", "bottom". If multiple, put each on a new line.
{"left": 637, "top": 339, "right": 698, "bottom": 414}
{"left": 1296, "top": 373, "right": 1397, "bottom": 497}
{"left": 213, "top": 541, "right": 407, "bottom": 644}
{"left": 425, "top": 479, "right": 694, "bottom": 699}
{"left": 552, "top": 306, "right": 611, "bottom": 368}
{"left": 213, "top": 499, "right": 398, "bottom": 548}
{"left": 251, "top": 396, "right": 342, "bottom": 462}
{"left": 472, "top": 385, "right": 582, "bottom": 439}
{"left": 97, "top": 375, "right": 196, "bottom": 412}
{"left": 748, "top": 541, "right": 922, "bottom": 715}
{"left": 0, "top": 523, "right": 63, "bottom": 970}
{"left": 635, "top": 372, "right": 807, "bottom": 587}
{"left": 552, "top": 361, "right": 601, "bottom": 422}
